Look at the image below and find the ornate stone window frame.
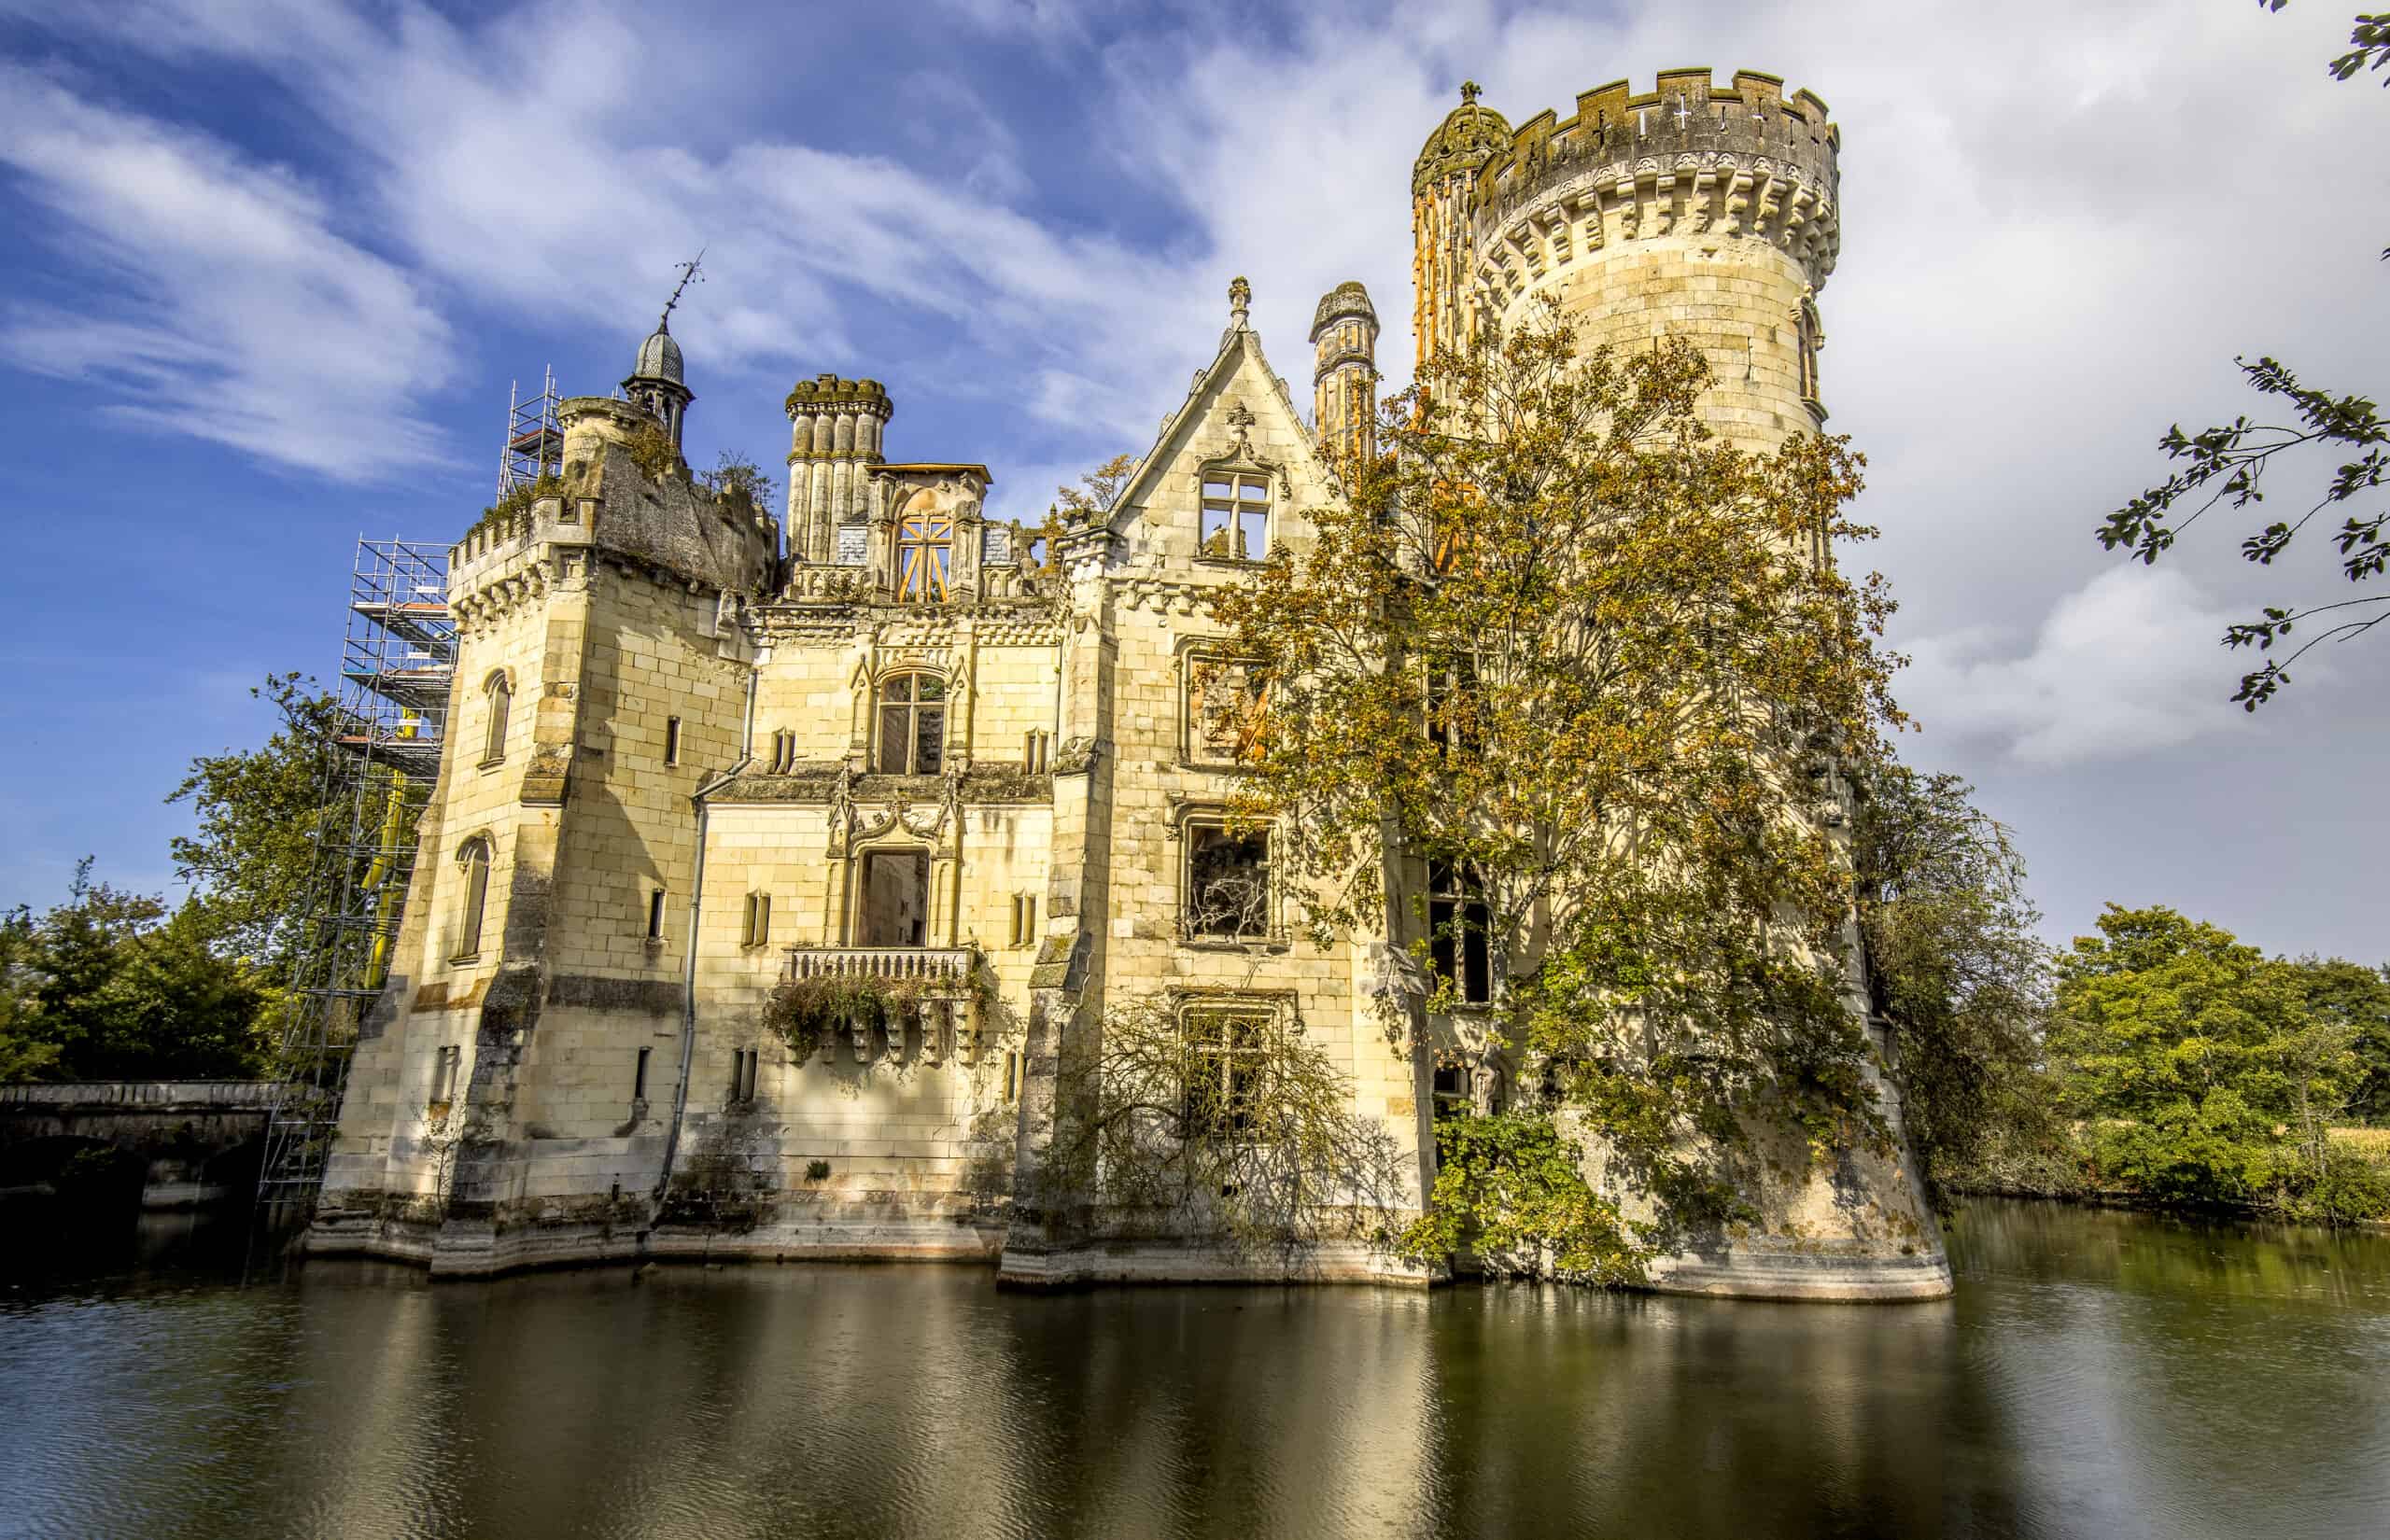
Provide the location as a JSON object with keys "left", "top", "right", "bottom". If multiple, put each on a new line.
{"left": 1174, "top": 805, "right": 1282, "bottom": 948}
{"left": 1193, "top": 423, "right": 1288, "bottom": 566}
{"left": 1180, "top": 645, "right": 1268, "bottom": 768}
{"left": 868, "top": 666, "right": 953, "bottom": 777}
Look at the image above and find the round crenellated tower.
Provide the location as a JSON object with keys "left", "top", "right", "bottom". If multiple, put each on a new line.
{"left": 784, "top": 374, "right": 893, "bottom": 566}
{"left": 1413, "top": 68, "right": 1840, "bottom": 454}
{"left": 1309, "top": 279, "right": 1379, "bottom": 467}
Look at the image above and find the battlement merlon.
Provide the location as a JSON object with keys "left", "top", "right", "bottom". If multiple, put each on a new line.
{"left": 1466, "top": 67, "right": 1841, "bottom": 291}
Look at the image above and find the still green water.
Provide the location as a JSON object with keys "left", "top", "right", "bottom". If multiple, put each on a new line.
{"left": 1, "top": 1201, "right": 2385, "bottom": 1539}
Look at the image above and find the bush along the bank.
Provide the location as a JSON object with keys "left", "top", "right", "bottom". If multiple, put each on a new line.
{"left": 2047, "top": 905, "right": 2390, "bottom": 1225}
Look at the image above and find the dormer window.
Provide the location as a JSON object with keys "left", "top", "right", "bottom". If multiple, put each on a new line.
{"left": 896, "top": 507, "right": 953, "bottom": 601}
{"left": 1200, "top": 474, "right": 1272, "bottom": 562}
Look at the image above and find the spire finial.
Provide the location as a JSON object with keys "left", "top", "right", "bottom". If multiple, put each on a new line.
{"left": 1228, "top": 274, "right": 1251, "bottom": 329}
{"left": 657, "top": 248, "right": 706, "bottom": 333}
{"left": 1460, "top": 79, "right": 1481, "bottom": 105}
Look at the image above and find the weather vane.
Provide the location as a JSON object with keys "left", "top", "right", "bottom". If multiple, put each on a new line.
{"left": 658, "top": 249, "right": 705, "bottom": 330}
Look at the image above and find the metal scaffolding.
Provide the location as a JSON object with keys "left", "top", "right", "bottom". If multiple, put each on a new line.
{"left": 500, "top": 367, "right": 563, "bottom": 497}
{"left": 256, "top": 538, "right": 453, "bottom": 1218}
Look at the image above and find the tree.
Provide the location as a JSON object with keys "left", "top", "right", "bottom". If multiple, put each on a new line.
{"left": 1047, "top": 995, "right": 1406, "bottom": 1263}
{"left": 2095, "top": 5, "right": 2389, "bottom": 708}
{"left": 165, "top": 672, "right": 345, "bottom": 983}
{"left": 1850, "top": 763, "right": 2057, "bottom": 1200}
{"left": 1209, "top": 299, "right": 1906, "bottom": 1271}
{"left": 2048, "top": 904, "right": 2368, "bottom": 1212}
{"left": 0, "top": 861, "right": 271, "bottom": 1083}
{"left": 2287, "top": 955, "right": 2390, "bottom": 1123}
{"left": 703, "top": 451, "right": 780, "bottom": 521}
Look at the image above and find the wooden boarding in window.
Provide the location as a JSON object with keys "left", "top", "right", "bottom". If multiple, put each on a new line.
{"left": 897, "top": 509, "right": 954, "bottom": 601}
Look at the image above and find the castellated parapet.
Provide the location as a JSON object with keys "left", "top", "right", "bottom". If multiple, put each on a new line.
{"left": 1415, "top": 69, "right": 1840, "bottom": 453}
{"left": 785, "top": 375, "right": 893, "bottom": 566}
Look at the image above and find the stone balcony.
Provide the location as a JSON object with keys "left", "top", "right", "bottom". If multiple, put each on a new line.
{"left": 781, "top": 946, "right": 983, "bottom": 1064}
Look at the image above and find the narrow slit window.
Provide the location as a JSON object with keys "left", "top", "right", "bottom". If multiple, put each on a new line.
{"left": 431, "top": 1043, "right": 463, "bottom": 1104}
{"left": 741, "top": 891, "right": 771, "bottom": 948}
{"left": 731, "top": 1048, "right": 759, "bottom": 1104}
{"left": 1199, "top": 473, "right": 1272, "bottom": 561}
{"left": 769, "top": 728, "right": 795, "bottom": 775}
{"left": 634, "top": 1045, "right": 652, "bottom": 1101}
{"left": 482, "top": 673, "right": 511, "bottom": 764}
{"left": 647, "top": 889, "right": 666, "bottom": 940}
{"left": 453, "top": 837, "right": 491, "bottom": 960}
{"left": 665, "top": 716, "right": 682, "bottom": 766}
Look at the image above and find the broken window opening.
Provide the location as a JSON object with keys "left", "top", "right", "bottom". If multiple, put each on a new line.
{"left": 1427, "top": 860, "right": 1493, "bottom": 1006}
{"left": 1184, "top": 1005, "right": 1273, "bottom": 1137}
{"left": 1199, "top": 473, "right": 1272, "bottom": 561}
{"left": 856, "top": 848, "right": 931, "bottom": 947}
{"left": 1184, "top": 819, "right": 1272, "bottom": 940}
{"left": 896, "top": 507, "right": 954, "bottom": 601}
{"left": 431, "top": 1043, "right": 463, "bottom": 1105}
{"left": 1188, "top": 657, "right": 1268, "bottom": 764}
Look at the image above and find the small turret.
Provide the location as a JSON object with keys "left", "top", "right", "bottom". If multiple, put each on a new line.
{"left": 1308, "top": 280, "right": 1378, "bottom": 467}
{"left": 1412, "top": 81, "right": 1512, "bottom": 367}
{"left": 784, "top": 375, "right": 894, "bottom": 566}
{"left": 622, "top": 318, "right": 694, "bottom": 449}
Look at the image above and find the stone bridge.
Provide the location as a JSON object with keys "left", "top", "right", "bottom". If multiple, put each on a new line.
{"left": 0, "top": 1081, "right": 285, "bottom": 1210}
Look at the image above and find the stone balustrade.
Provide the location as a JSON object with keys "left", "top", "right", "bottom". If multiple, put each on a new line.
{"left": 781, "top": 946, "right": 982, "bottom": 1065}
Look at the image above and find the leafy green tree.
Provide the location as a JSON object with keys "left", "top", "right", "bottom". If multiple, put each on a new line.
{"left": 0, "top": 861, "right": 271, "bottom": 1082}
{"left": 1399, "top": 1113, "right": 1641, "bottom": 1283}
{"left": 2096, "top": 5, "right": 2389, "bottom": 707}
{"left": 165, "top": 672, "right": 344, "bottom": 983}
{"left": 2050, "top": 905, "right": 2364, "bottom": 1211}
{"left": 2288, "top": 955, "right": 2390, "bottom": 1123}
{"left": 1850, "top": 763, "right": 2057, "bottom": 1200}
{"left": 1210, "top": 299, "right": 1905, "bottom": 1270}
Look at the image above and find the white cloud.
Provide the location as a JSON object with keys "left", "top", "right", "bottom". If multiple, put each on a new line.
{"left": 0, "top": 62, "right": 453, "bottom": 480}
{"left": 1900, "top": 566, "right": 2255, "bottom": 766}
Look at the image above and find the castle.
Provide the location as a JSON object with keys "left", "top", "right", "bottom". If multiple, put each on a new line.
{"left": 313, "top": 69, "right": 1950, "bottom": 1300}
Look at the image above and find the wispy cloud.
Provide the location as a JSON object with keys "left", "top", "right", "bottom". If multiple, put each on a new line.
{"left": 0, "top": 61, "right": 453, "bottom": 480}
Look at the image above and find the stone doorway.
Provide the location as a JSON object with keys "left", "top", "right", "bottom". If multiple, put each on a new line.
{"left": 857, "top": 849, "right": 930, "bottom": 947}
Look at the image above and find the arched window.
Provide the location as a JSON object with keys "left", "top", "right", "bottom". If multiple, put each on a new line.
{"left": 896, "top": 507, "right": 953, "bottom": 602}
{"left": 454, "top": 837, "right": 492, "bottom": 961}
{"left": 482, "top": 672, "right": 511, "bottom": 765}
{"left": 875, "top": 673, "right": 946, "bottom": 775}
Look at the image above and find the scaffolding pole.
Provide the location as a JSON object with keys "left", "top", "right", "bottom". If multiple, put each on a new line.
{"left": 256, "top": 537, "right": 453, "bottom": 1222}
{"left": 499, "top": 367, "right": 563, "bottom": 497}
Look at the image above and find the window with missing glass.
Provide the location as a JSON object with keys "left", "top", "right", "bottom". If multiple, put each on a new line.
{"left": 1187, "top": 656, "right": 1267, "bottom": 765}
{"left": 1427, "top": 859, "right": 1492, "bottom": 1006}
{"left": 875, "top": 673, "right": 946, "bottom": 775}
{"left": 896, "top": 507, "right": 954, "bottom": 601}
{"left": 1184, "top": 819, "right": 1272, "bottom": 939}
{"left": 1183, "top": 1002, "right": 1272, "bottom": 1136}
{"left": 1199, "top": 472, "right": 1272, "bottom": 561}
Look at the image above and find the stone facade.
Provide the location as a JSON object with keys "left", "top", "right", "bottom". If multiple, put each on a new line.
{"left": 309, "top": 68, "right": 1947, "bottom": 1300}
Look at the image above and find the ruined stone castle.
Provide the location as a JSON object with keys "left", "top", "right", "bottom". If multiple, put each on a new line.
{"left": 314, "top": 69, "right": 1950, "bottom": 1300}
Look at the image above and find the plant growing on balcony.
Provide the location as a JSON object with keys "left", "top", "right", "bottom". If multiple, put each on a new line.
{"left": 760, "top": 964, "right": 991, "bottom": 1060}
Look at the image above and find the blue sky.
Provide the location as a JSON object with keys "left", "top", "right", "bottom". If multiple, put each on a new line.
{"left": 0, "top": 0, "right": 2383, "bottom": 961}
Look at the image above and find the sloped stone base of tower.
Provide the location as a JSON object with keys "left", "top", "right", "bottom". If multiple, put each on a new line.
{"left": 1592, "top": 1076, "right": 1954, "bottom": 1304}
{"left": 994, "top": 1220, "right": 1431, "bottom": 1290}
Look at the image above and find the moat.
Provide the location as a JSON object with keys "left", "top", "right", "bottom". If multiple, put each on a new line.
{"left": 4, "top": 1201, "right": 2386, "bottom": 1540}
